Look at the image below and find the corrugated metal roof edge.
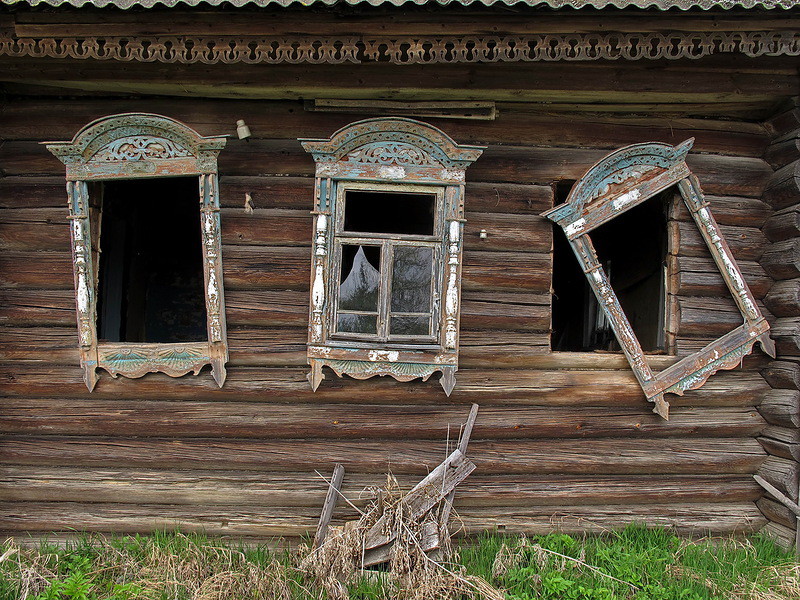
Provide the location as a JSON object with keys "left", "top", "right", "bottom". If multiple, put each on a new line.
{"left": 3, "top": 0, "right": 798, "bottom": 9}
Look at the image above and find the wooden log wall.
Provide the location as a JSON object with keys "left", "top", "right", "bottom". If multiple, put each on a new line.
{"left": 0, "top": 7, "right": 794, "bottom": 542}
{"left": 758, "top": 98, "right": 800, "bottom": 550}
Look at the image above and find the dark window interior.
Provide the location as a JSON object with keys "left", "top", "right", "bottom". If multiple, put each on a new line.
{"left": 96, "top": 177, "right": 207, "bottom": 343}
{"left": 343, "top": 190, "right": 435, "bottom": 236}
{"left": 552, "top": 182, "right": 670, "bottom": 352}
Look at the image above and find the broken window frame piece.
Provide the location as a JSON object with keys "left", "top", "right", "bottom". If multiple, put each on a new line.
{"left": 44, "top": 113, "right": 229, "bottom": 391}
{"left": 300, "top": 118, "right": 484, "bottom": 395}
{"left": 542, "top": 139, "right": 775, "bottom": 419}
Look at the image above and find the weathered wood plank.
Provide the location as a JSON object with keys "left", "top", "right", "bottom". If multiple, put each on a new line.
{"left": 673, "top": 195, "right": 771, "bottom": 229}
{"left": 0, "top": 436, "right": 766, "bottom": 474}
{"left": 670, "top": 255, "right": 771, "bottom": 298}
{"left": 0, "top": 364, "right": 770, "bottom": 407}
{"left": 0, "top": 468, "right": 760, "bottom": 506}
{"left": 757, "top": 497, "right": 796, "bottom": 529}
{"left": 762, "top": 361, "right": 800, "bottom": 390}
{"left": 762, "top": 160, "right": 800, "bottom": 211}
{"left": 0, "top": 139, "right": 773, "bottom": 196}
{"left": 758, "top": 435, "right": 800, "bottom": 462}
{"left": 758, "top": 389, "right": 800, "bottom": 428}
{"left": 0, "top": 501, "right": 765, "bottom": 537}
{"left": 0, "top": 400, "right": 765, "bottom": 440}
{"left": 765, "top": 279, "right": 800, "bottom": 318}
{"left": 0, "top": 97, "right": 770, "bottom": 157}
{"left": 762, "top": 239, "right": 800, "bottom": 281}
{"left": 671, "top": 221, "right": 767, "bottom": 262}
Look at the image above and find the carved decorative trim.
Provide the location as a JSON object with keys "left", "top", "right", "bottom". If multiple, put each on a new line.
{"left": 302, "top": 118, "right": 481, "bottom": 395}
{"left": 45, "top": 113, "right": 229, "bottom": 390}
{"left": 1, "top": 31, "right": 797, "bottom": 66}
{"left": 542, "top": 139, "right": 775, "bottom": 420}
{"left": 98, "top": 343, "right": 210, "bottom": 379}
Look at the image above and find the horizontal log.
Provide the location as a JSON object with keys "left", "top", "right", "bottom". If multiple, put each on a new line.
{"left": 0, "top": 139, "right": 773, "bottom": 196}
{"left": 761, "top": 521, "right": 796, "bottom": 551}
{"left": 670, "top": 255, "right": 771, "bottom": 298}
{"left": 763, "top": 206, "right": 800, "bottom": 244}
{"left": 671, "top": 221, "right": 767, "bottom": 262}
{"left": 0, "top": 500, "right": 764, "bottom": 538}
{"left": 0, "top": 208, "right": 70, "bottom": 252}
{"left": 0, "top": 467, "right": 759, "bottom": 506}
{"left": 765, "top": 103, "right": 800, "bottom": 139}
{"left": 0, "top": 364, "right": 770, "bottom": 407}
{"left": 765, "top": 135, "right": 800, "bottom": 171}
{"left": 761, "top": 239, "right": 800, "bottom": 281}
{"left": 770, "top": 317, "right": 800, "bottom": 358}
{"left": 757, "top": 456, "right": 799, "bottom": 502}
{"left": 758, "top": 435, "right": 800, "bottom": 462}
{"left": 0, "top": 97, "right": 770, "bottom": 158}
{"left": 0, "top": 436, "right": 766, "bottom": 475}
{"left": 762, "top": 425, "right": 800, "bottom": 445}
{"left": 759, "top": 388, "right": 800, "bottom": 428}
{"left": 0, "top": 289, "right": 75, "bottom": 325}
{"left": 762, "top": 160, "right": 800, "bottom": 211}
{"left": 762, "top": 361, "right": 800, "bottom": 390}
{"left": 0, "top": 176, "right": 66, "bottom": 209}
{"left": 676, "top": 296, "right": 745, "bottom": 338}
{"left": 757, "top": 497, "right": 796, "bottom": 530}
{"left": 220, "top": 177, "right": 555, "bottom": 215}
{"left": 0, "top": 247, "right": 551, "bottom": 293}
{"left": 0, "top": 399, "right": 764, "bottom": 440}
{"left": 765, "top": 279, "right": 800, "bottom": 318}
{"left": 673, "top": 195, "right": 771, "bottom": 229}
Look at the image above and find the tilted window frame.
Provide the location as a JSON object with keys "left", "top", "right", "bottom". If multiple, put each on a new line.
{"left": 542, "top": 139, "right": 775, "bottom": 419}
{"left": 44, "top": 113, "right": 229, "bottom": 391}
{"left": 300, "top": 117, "right": 484, "bottom": 395}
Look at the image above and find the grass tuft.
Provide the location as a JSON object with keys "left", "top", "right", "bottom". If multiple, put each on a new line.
{"left": 0, "top": 525, "right": 797, "bottom": 600}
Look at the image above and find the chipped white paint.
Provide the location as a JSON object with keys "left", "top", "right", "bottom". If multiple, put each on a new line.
{"left": 565, "top": 218, "right": 586, "bottom": 237}
{"left": 312, "top": 265, "right": 325, "bottom": 310}
{"left": 612, "top": 188, "right": 641, "bottom": 211}
{"left": 441, "top": 169, "right": 465, "bottom": 182}
{"left": 368, "top": 350, "right": 399, "bottom": 362}
{"left": 378, "top": 165, "right": 405, "bottom": 179}
{"left": 317, "top": 163, "right": 338, "bottom": 177}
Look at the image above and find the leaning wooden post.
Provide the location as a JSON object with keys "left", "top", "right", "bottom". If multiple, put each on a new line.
{"left": 440, "top": 404, "right": 479, "bottom": 531}
{"left": 314, "top": 463, "right": 345, "bottom": 549}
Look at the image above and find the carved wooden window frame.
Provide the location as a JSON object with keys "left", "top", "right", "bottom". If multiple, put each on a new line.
{"left": 542, "top": 139, "right": 775, "bottom": 419}
{"left": 300, "top": 117, "right": 483, "bottom": 395}
{"left": 44, "top": 113, "right": 229, "bottom": 391}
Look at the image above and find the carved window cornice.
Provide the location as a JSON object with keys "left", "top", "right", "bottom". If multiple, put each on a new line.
{"left": 44, "top": 113, "right": 229, "bottom": 391}
{"left": 300, "top": 117, "right": 483, "bottom": 394}
{"left": 542, "top": 139, "right": 776, "bottom": 419}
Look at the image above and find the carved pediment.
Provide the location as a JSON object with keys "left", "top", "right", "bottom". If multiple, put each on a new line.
{"left": 345, "top": 142, "right": 437, "bottom": 167}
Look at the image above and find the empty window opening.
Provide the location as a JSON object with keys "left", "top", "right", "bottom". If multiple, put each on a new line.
{"left": 96, "top": 177, "right": 207, "bottom": 343}
{"left": 343, "top": 190, "right": 435, "bottom": 236}
{"left": 551, "top": 183, "right": 670, "bottom": 352}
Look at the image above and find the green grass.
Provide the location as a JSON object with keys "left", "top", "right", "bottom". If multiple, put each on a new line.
{"left": 0, "top": 526, "right": 797, "bottom": 600}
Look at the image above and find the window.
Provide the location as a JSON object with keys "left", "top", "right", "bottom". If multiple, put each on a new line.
{"left": 552, "top": 183, "right": 673, "bottom": 353}
{"left": 45, "top": 113, "right": 229, "bottom": 391}
{"left": 543, "top": 139, "right": 774, "bottom": 419}
{"left": 300, "top": 118, "right": 483, "bottom": 394}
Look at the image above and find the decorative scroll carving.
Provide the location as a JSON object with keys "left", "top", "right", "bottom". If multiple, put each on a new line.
{"left": 45, "top": 113, "right": 229, "bottom": 390}
{"left": 0, "top": 31, "right": 797, "bottom": 66}
{"left": 543, "top": 139, "right": 775, "bottom": 420}
{"left": 302, "top": 118, "right": 482, "bottom": 394}
{"left": 93, "top": 136, "right": 191, "bottom": 162}
{"left": 346, "top": 142, "right": 437, "bottom": 167}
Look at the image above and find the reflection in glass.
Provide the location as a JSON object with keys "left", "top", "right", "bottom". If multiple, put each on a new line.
{"left": 337, "top": 313, "right": 378, "bottom": 334}
{"left": 391, "top": 246, "right": 433, "bottom": 313}
{"left": 339, "top": 245, "right": 381, "bottom": 312}
{"left": 390, "top": 315, "right": 430, "bottom": 336}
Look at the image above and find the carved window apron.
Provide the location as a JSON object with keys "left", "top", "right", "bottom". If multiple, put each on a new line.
{"left": 45, "top": 113, "right": 229, "bottom": 391}
{"left": 543, "top": 139, "right": 775, "bottom": 419}
{"left": 300, "top": 118, "right": 483, "bottom": 395}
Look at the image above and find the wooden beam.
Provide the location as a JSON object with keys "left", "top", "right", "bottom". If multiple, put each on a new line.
{"left": 313, "top": 463, "right": 345, "bottom": 549}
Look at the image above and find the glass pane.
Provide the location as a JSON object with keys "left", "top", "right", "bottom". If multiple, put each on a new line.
{"left": 391, "top": 246, "right": 433, "bottom": 313}
{"left": 391, "top": 316, "right": 430, "bottom": 337}
{"left": 337, "top": 313, "right": 378, "bottom": 335}
{"left": 339, "top": 245, "right": 381, "bottom": 312}
{"left": 344, "top": 190, "right": 435, "bottom": 235}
